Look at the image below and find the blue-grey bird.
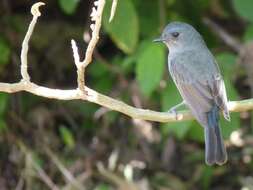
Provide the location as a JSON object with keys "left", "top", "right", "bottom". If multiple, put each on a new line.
{"left": 154, "top": 22, "right": 230, "bottom": 165}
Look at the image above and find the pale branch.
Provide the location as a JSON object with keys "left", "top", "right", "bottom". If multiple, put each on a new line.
{"left": 0, "top": 2, "right": 253, "bottom": 125}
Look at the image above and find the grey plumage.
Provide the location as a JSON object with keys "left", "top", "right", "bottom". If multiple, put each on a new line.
{"left": 155, "top": 22, "right": 230, "bottom": 165}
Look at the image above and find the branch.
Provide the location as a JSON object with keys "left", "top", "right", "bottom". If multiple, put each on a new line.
{"left": 0, "top": 2, "right": 252, "bottom": 125}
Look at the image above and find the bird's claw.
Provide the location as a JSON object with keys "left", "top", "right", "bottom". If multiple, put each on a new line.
{"left": 168, "top": 108, "right": 179, "bottom": 120}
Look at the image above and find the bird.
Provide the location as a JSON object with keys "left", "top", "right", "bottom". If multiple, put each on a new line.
{"left": 154, "top": 22, "right": 230, "bottom": 165}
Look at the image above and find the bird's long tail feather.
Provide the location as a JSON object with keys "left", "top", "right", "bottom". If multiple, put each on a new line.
{"left": 205, "top": 106, "right": 227, "bottom": 165}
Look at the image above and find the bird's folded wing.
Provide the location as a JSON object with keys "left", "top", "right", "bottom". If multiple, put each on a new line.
{"left": 169, "top": 51, "right": 230, "bottom": 123}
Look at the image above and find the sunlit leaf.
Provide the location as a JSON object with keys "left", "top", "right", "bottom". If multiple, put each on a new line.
{"left": 59, "top": 126, "right": 75, "bottom": 149}
{"left": 233, "top": 0, "right": 253, "bottom": 22}
{"left": 103, "top": 0, "right": 139, "bottom": 54}
{"left": 136, "top": 42, "right": 165, "bottom": 97}
{"left": 58, "top": 0, "right": 80, "bottom": 15}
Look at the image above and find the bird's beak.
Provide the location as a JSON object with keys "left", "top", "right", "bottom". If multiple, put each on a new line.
{"left": 153, "top": 37, "right": 165, "bottom": 43}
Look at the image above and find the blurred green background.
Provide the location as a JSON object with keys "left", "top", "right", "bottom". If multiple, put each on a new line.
{"left": 0, "top": 0, "right": 253, "bottom": 189}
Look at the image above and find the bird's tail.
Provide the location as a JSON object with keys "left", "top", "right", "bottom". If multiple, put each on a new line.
{"left": 204, "top": 105, "right": 227, "bottom": 165}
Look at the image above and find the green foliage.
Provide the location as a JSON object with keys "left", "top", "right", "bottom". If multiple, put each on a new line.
{"left": 58, "top": 0, "right": 80, "bottom": 15}
{"left": 0, "top": 37, "right": 10, "bottom": 65}
{"left": 103, "top": 0, "right": 139, "bottom": 54}
{"left": 233, "top": 0, "right": 253, "bottom": 22}
{"left": 134, "top": 0, "right": 160, "bottom": 37}
{"left": 59, "top": 126, "right": 75, "bottom": 149}
{"left": 136, "top": 42, "right": 165, "bottom": 97}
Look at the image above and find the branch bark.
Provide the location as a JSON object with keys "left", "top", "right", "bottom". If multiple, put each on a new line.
{"left": 0, "top": 2, "right": 252, "bottom": 124}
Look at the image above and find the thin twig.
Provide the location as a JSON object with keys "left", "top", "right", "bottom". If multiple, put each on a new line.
{"left": 79, "top": 0, "right": 105, "bottom": 88}
{"left": 21, "top": 2, "right": 45, "bottom": 81}
{"left": 109, "top": 0, "right": 118, "bottom": 22}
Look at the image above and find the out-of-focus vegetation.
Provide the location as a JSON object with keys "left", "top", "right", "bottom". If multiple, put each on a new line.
{"left": 0, "top": 0, "right": 253, "bottom": 189}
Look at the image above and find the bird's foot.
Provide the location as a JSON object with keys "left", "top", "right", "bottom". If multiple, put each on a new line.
{"left": 168, "top": 108, "right": 179, "bottom": 120}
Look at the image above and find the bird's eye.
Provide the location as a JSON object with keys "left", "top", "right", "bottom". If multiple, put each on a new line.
{"left": 172, "top": 32, "right": 179, "bottom": 38}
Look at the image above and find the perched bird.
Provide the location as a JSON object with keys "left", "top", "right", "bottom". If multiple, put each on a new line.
{"left": 154, "top": 22, "right": 230, "bottom": 165}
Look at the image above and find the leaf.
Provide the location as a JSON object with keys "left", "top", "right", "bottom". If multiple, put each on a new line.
{"left": 160, "top": 83, "right": 192, "bottom": 139}
{"left": 58, "top": 0, "right": 80, "bottom": 15}
{"left": 233, "top": 0, "right": 253, "bottom": 22}
{"left": 134, "top": 0, "right": 160, "bottom": 37}
{"left": 59, "top": 126, "right": 75, "bottom": 149}
{"left": 136, "top": 42, "right": 165, "bottom": 97}
{"left": 0, "top": 38, "right": 10, "bottom": 65}
{"left": 103, "top": 0, "right": 139, "bottom": 54}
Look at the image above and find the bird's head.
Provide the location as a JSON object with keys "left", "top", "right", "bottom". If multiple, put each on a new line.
{"left": 154, "top": 22, "right": 205, "bottom": 53}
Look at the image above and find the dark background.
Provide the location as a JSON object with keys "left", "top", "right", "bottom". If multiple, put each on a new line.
{"left": 0, "top": 0, "right": 253, "bottom": 189}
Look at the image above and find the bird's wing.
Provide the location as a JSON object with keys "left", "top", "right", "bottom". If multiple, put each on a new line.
{"left": 169, "top": 50, "right": 230, "bottom": 124}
